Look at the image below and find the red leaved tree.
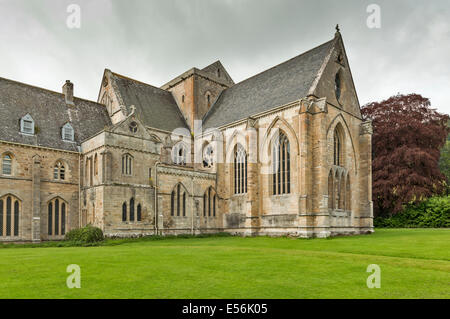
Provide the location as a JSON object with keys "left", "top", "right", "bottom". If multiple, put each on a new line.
{"left": 362, "top": 94, "right": 449, "bottom": 216}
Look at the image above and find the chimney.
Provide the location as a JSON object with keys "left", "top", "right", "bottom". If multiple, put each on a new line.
{"left": 63, "top": 80, "right": 74, "bottom": 105}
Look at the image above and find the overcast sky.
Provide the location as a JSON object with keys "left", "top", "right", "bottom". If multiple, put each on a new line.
{"left": 0, "top": 0, "right": 449, "bottom": 114}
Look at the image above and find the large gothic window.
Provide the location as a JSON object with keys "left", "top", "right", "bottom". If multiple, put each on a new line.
{"left": 172, "top": 142, "right": 187, "bottom": 166}
{"left": 272, "top": 132, "right": 290, "bottom": 195}
{"left": 48, "top": 198, "right": 66, "bottom": 236}
{"left": 234, "top": 144, "right": 247, "bottom": 194}
{"left": 0, "top": 195, "right": 20, "bottom": 237}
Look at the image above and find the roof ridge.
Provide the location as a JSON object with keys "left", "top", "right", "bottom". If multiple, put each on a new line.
{"left": 230, "top": 38, "right": 334, "bottom": 88}
{"left": 111, "top": 71, "right": 169, "bottom": 93}
{"left": 0, "top": 76, "right": 106, "bottom": 108}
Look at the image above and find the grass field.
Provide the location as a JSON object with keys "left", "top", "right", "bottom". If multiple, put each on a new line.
{"left": 0, "top": 229, "right": 449, "bottom": 299}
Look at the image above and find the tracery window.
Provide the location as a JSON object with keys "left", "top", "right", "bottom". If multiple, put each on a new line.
{"left": 54, "top": 161, "right": 66, "bottom": 181}
{"left": 272, "top": 132, "right": 290, "bottom": 195}
{"left": 234, "top": 144, "right": 247, "bottom": 194}
{"left": 172, "top": 142, "right": 187, "bottom": 166}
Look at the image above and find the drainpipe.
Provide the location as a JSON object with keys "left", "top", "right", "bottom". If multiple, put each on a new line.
{"left": 191, "top": 176, "right": 194, "bottom": 235}
{"left": 154, "top": 161, "right": 160, "bottom": 235}
{"left": 78, "top": 152, "right": 82, "bottom": 228}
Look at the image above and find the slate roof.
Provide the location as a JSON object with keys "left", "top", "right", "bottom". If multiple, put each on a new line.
{"left": 203, "top": 39, "right": 334, "bottom": 128}
{"left": 111, "top": 72, "right": 189, "bottom": 132}
{"left": 0, "top": 77, "right": 112, "bottom": 152}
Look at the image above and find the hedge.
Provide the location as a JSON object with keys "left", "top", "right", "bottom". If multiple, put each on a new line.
{"left": 64, "top": 224, "right": 104, "bottom": 243}
{"left": 375, "top": 196, "right": 450, "bottom": 228}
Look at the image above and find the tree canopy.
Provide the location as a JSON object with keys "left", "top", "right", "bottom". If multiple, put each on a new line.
{"left": 362, "top": 94, "right": 449, "bottom": 216}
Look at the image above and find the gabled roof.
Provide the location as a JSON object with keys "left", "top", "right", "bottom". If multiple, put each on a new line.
{"left": 203, "top": 38, "right": 335, "bottom": 129}
{"left": 0, "top": 77, "right": 111, "bottom": 152}
{"left": 110, "top": 72, "right": 189, "bottom": 132}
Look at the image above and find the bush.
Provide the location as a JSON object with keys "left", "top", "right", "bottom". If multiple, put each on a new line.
{"left": 375, "top": 196, "right": 450, "bottom": 228}
{"left": 65, "top": 225, "right": 104, "bottom": 243}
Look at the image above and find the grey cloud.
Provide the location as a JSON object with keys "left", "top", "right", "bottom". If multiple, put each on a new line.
{"left": 0, "top": 0, "right": 448, "bottom": 114}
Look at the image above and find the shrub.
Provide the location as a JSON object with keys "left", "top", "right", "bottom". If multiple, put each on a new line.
{"left": 375, "top": 196, "right": 450, "bottom": 228}
{"left": 65, "top": 225, "right": 104, "bottom": 243}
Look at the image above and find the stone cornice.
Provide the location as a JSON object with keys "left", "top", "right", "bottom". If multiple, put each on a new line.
{"left": 157, "top": 165, "right": 216, "bottom": 180}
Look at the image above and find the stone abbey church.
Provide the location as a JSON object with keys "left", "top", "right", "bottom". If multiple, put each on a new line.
{"left": 0, "top": 30, "right": 373, "bottom": 242}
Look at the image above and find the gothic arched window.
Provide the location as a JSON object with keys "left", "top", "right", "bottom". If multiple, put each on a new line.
{"left": 272, "top": 132, "right": 290, "bottom": 195}
{"left": 171, "top": 184, "right": 187, "bottom": 217}
{"left": 172, "top": 142, "right": 187, "bottom": 166}
{"left": 129, "top": 198, "right": 135, "bottom": 221}
{"left": 122, "top": 202, "right": 127, "bottom": 221}
{"left": 234, "top": 144, "right": 247, "bottom": 194}
{"left": 203, "top": 187, "right": 216, "bottom": 217}
{"left": 137, "top": 204, "right": 142, "bottom": 221}
{"left": 48, "top": 198, "right": 67, "bottom": 236}
{"left": 54, "top": 161, "right": 65, "bottom": 181}
{"left": 0, "top": 195, "right": 20, "bottom": 237}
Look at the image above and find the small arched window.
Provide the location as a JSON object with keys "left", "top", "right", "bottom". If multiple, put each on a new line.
{"left": 272, "top": 132, "right": 290, "bottom": 195}
{"left": 122, "top": 202, "right": 127, "bottom": 221}
{"left": 129, "top": 198, "right": 135, "bottom": 221}
{"left": 203, "top": 144, "right": 214, "bottom": 168}
{"left": 182, "top": 192, "right": 186, "bottom": 217}
{"left": 0, "top": 195, "right": 20, "bottom": 237}
{"left": 20, "top": 114, "right": 34, "bottom": 135}
{"left": 172, "top": 142, "right": 187, "bottom": 166}
{"left": 48, "top": 198, "right": 67, "bottom": 236}
{"left": 334, "top": 129, "right": 342, "bottom": 166}
{"left": 137, "top": 204, "right": 142, "bottom": 221}
{"left": 2, "top": 154, "right": 12, "bottom": 175}
{"left": 171, "top": 191, "right": 175, "bottom": 216}
{"left": 54, "top": 161, "right": 65, "bottom": 181}
{"left": 94, "top": 154, "right": 98, "bottom": 176}
{"left": 122, "top": 154, "right": 133, "bottom": 175}
{"left": 206, "top": 94, "right": 211, "bottom": 108}
{"left": 234, "top": 144, "right": 247, "bottom": 194}
{"left": 62, "top": 123, "right": 74, "bottom": 141}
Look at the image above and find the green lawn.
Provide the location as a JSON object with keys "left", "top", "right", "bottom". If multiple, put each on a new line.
{"left": 0, "top": 229, "right": 449, "bottom": 299}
